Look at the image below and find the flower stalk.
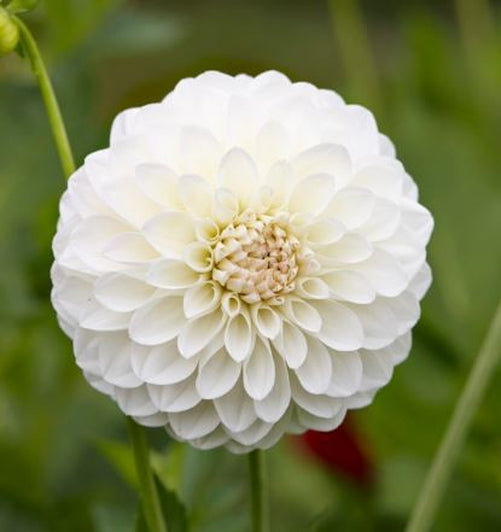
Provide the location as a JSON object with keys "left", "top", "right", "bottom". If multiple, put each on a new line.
{"left": 249, "top": 450, "right": 269, "bottom": 532}
{"left": 406, "top": 299, "right": 501, "bottom": 532}
{"left": 9, "top": 15, "right": 166, "bottom": 531}
{"left": 127, "top": 418, "right": 168, "bottom": 532}
{"left": 13, "top": 15, "right": 75, "bottom": 178}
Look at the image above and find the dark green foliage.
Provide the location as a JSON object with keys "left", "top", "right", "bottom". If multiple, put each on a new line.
{"left": 135, "top": 477, "right": 187, "bottom": 532}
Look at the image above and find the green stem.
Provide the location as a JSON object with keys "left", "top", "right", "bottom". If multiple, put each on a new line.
{"left": 127, "top": 418, "right": 168, "bottom": 532}
{"left": 454, "top": 0, "right": 495, "bottom": 61}
{"left": 406, "top": 300, "right": 501, "bottom": 532}
{"left": 249, "top": 449, "right": 269, "bottom": 532}
{"left": 327, "top": 0, "right": 383, "bottom": 116}
{"left": 13, "top": 16, "right": 75, "bottom": 178}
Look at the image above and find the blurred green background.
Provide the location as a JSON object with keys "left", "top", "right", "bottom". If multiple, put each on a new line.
{"left": 1, "top": 0, "right": 501, "bottom": 530}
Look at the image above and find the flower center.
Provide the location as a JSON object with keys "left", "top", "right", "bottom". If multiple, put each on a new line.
{"left": 211, "top": 212, "right": 300, "bottom": 304}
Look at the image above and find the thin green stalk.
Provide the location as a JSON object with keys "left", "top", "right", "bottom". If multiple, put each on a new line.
{"left": 406, "top": 300, "right": 501, "bottom": 532}
{"left": 454, "top": 0, "right": 495, "bottom": 61}
{"left": 327, "top": 0, "right": 383, "bottom": 116}
{"left": 127, "top": 418, "right": 168, "bottom": 532}
{"left": 453, "top": 0, "right": 498, "bottom": 118}
{"left": 249, "top": 450, "right": 269, "bottom": 532}
{"left": 13, "top": 16, "right": 75, "bottom": 178}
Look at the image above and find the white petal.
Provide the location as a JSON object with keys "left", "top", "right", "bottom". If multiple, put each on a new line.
{"left": 103, "top": 232, "right": 159, "bottom": 264}
{"left": 248, "top": 412, "right": 292, "bottom": 449}
{"left": 129, "top": 297, "right": 185, "bottom": 346}
{"left": 178, "top": 174, "right": 213, "bottom": 218}
{"left": 147, "top": 258, "right": 200, "bottom": 289}
{"left": 83, "top": 370, "right": 114, "bottom": 396}
{"left": 322, "top": 270, "right": 376, "bottom": 304}
{"left": 213, "top": 187, "right": 239, "bottom": 226}
{"left": 214, "top": 381, "right": 257, "bottom": 432}
{"left": 296, "top": 405, "right": 346, "bottom": 432}
{"left": 188, "top": 426, "right": 230, "bottom": 450}
{"left": 401, "top": 200, "right": 434, "bottom": 245}
{"left": 254, "top": 354, "right": 291, "bottom": 423}
{"left": 359, "top": 350, "right": 394, "bottom": 392}
{"left": 294, "top": 277, "right": 330, "bottom": 300}
{"left": 221, "top": 292, "right": 242, "bottom": 318}
{"left": 348, "top": 298, "right": 398, "bottom": 350}
{"left": 344, "top": 390, "right": 376, "bottom": 409}
{"left": 148, "top": 378, "right": 201, "bottom": 413}
{"left": 183, "top": 281, "right": 222, "bottom": 319}
{"left": 228, "top": 419, "right": 274, "bottom": 447}
{"left": 383, "top": 331, "right": 412, "bottom": 365}
{"left": 182, "top": 242, "right": 214, "bottom": 273}
{"left": 359, "top": 197, "right": 401, "bottom": 241}
{"left": 74, "top": 329, "right": 100, "bottom": 374}
{"left": 255, "top": 120, "right": 291, "bottom": 170}
{"left": 131, "top": 341, "right": 197, "bottom": 385}
{"left": 71, "top": 215, "right": 132, "bottom": 272}
{"left": 326, "top": 351, "right": 363, "bottom": 397}
{"left": 283, "top": 297, "right": 322, "bottom": 333}
{"left": 408, "top": 262, "right": 432, "bottom": 300}
{"left": 288, "top": 174, "right": 336, "bottom": 214}
{"left": 101, "top": 178, "right": 159, "bottom": 228}
{"left": 385, "top": 291, "right": 420, "bottom": 335}
{"left": 243, "top": 337, "right": 275, "bottom": 400}
{"left": 325, "top": 187, "right": 374, "bottom": 229}
{"left": 135, "top": 163, "right": 181, "bottom": 210}
{"left": 379, "top": 134, "right": 396, "bottom": 157}
{"left": 295, "top": 336, "right": 332, "bottom": 394}
{"left": 178, "top": 126, "right": 223, "bottom": 178}
{"left": 169, "top": 401, "right": 220, "bottom": 439}
{"left": 266, "top": 160, "right": 293, "bottom": 209}
{"left": 224, "top": 311, "right": 254, "bottom": 362}
{"left": 110, "top": 107, "right": 138, "bottom": 144}
{"left": 290, "top": 375, "right": 343, "bottom": 418}
{"left": 195, "top": 218, "right": 220, "bottom": 244}
{"left": 316, "top": 233, "right": 373, "bottom": 266}
{"left": 196, "top": 348, "right": 241, "bottom": 399}
{"left": 313, "top": 300, "right": 364, "bottom": 351}
{"left": 272, "top": 321, "right": 307, "bottom": 369}
{"left": 218, "top": 147, "right": 258, "bottom": 206}
{"left": 305, "top": 217, "right": 345, "bottom": 246}
{"left": 80, "top": 299, "right": 130, "bottom": 331}
{"left": 98, "top": 333, "right": 142, "bottom": 388}
{"left": 352, "top": 162, "right": 403, "bottom": 199}
{"left": 115, "top": 385, "right": 158, "bottom": 417}
{"left": 178, "top": 308, "right": 226, "bottom": 358}
{"left": 352, "top": 249, "right": 409, "bottom": 297}
{"left": 133, "top": 412, "right": 169, "bottom": 428}
{"left": 251, "top": 304, "right": 281, "bottom": 339}
{"left": 94, "top": 273, "right": 155, "bottom": 312}
{"left": 292, "top": 143, "right": 351, "bottom": 184}
{"left": 52, "top": 272, "right": 93, "bottom": 326}
{"left": 226, "top": 94, "right": 262, "bottom": 151}
{"left": 143, "top": 212, "right": 196, "bottom": 257}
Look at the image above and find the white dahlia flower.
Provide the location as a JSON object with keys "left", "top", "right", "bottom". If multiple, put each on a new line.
{"left": 51, "top": 71, "right": 433, "bottom": 453}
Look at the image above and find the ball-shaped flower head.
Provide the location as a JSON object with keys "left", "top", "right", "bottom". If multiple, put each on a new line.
{"left": 51, "top": 71, "right": 433, "bottom": 453}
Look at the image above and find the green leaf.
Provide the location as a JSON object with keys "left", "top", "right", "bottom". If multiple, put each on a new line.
{"left": 7, "top": 0, "right": 38, "bottom": 14}
{"left": 95, "top": 438, "right": 138, "bottom": 489}
{"left": 135, "top": 476, "right": 188, "bottom": 532}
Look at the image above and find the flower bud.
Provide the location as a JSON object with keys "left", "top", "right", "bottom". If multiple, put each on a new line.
{"left": 0, "top": 6, "right": 19, "bottom": 56}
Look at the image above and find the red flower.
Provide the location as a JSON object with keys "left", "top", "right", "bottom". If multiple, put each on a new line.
{"left": 296, "top": 416, "right": 374, "bottom": 489}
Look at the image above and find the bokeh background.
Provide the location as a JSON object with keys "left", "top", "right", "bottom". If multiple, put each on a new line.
{"left": 1, "top": 0, "right": 501, "bottom": 530}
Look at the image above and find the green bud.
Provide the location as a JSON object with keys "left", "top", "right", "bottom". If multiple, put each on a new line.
{"left": 0, "top": 6, "right": 19, "bottom": 56}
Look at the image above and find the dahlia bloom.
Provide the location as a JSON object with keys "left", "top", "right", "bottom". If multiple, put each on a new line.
{"left": 51, "top": 71, "right": 433, "bottom": 452}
